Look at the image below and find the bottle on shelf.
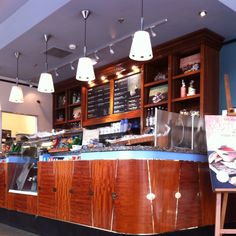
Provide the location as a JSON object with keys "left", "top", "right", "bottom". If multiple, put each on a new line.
{"left": 187, "top": 80, "right": 196, "bottom": 96}
{"left": 72, "top": 92, "right": 77, "bottom": 104}
{"left": 180, "top": 80, "right": 186, "bottom": 98}
{"left": 123, "top": 119, "right": 128, "bottom": 132}
{"left": 149, "top": 108, "right": 155, "bottom": 127}
{"left": 146, "top": 109, "right": 150, "bottom": 127}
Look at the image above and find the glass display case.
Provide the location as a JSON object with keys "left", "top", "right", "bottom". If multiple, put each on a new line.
{"left": 154, "top": 109, "right": 206, "bottom": 153}
{"left": 9, "top": 157, "right": 38, "bottom": 194}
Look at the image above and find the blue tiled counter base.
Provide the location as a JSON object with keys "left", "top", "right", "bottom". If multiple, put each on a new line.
{"left": 81, "top": 150, "right": 207, "bottom": 162}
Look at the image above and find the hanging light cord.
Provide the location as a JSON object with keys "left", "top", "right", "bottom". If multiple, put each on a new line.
{"left": 84, "top": 16, "right": 87, "bottom": 57}
{"left": 15, "top": 52, "right": 20, "bottom": 86}
{"left": 44, "top": 34, "right": 48, "bottom": 72}
{"left": 140, "top": 0, "right": 144, "bottom": 30}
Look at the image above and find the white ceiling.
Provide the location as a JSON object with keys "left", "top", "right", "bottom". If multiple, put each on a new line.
{"left": 0, "top": 0, "right": 236, "bottom": 85}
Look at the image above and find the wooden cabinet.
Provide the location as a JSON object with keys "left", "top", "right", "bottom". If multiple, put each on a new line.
{"left": 69, "top": 161, "right": 92, "bottom": 225}
{"left": 55, "top": 161, "right": 73, "bottom": 221}
{"left": 142, "top": 29, "right": 223, "bottom": 129}
{"left": 91, "top": 160, "right": 117, "bottom": 229}
{"left": 52, "top": 29, "right": 223, "bottom": 130}
{"left": 37, "top": 161, "right": 57, "bottom": 218}
{"left": 0, "top": 163, "right": 6, "bottom": 208}
{"left": 35, "top": 159, "right": 217, "bottom": 234}
{"left": 38, "top": 161, "right": 73, "bottom": 221}
{"left": 149, "top": 160, "right": 180, "bottom": 233}
{"left": 53, "top": 83, "right": 82, "bottom": 129}
{"left": 7, "top": 193, "right": 37, "bottom": 215}
{"left": 112, "top": 160, "right": 153, "bottom": 234}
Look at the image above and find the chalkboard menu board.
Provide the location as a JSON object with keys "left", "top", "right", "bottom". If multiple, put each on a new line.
{"left": 114, "top": 73, "right": 141, "bottom": 114}
{"left": 87, "top": 84, "right": 110, "bottom": 119}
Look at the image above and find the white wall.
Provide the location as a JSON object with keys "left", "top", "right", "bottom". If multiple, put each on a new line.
{"left": 0, "top": 79, "right": 52, "bottom": 132}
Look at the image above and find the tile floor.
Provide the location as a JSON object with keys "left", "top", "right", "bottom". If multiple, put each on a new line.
{"left": 0, "top": 223, "right": 38, "bottom": 236}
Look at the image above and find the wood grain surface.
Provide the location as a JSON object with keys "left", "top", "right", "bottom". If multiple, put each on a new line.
{"left": 149, "top": 160, "right": 180, "bottom": 233}
{"left": 37, "top": 162, "right": 56, "bottom": 218}
{"left": 91, "top": 160, "right": 117, "bottom": 230}
{"left": 176, "top": 161, "right": 201, "bottom": 229}
{"left": 70, "top": 161, "right": 92, "bottom": 225}
{"left": 112, "top": 160, "right": 153, "bottom": 234}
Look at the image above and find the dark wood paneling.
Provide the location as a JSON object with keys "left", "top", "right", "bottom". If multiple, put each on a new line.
{"left": 0, "top": 163, "right": 6, "bottom": 208}
{"left": 70, "top": 161, "right": 92, "bottom": 225}
{"left": 91, "top": 160, "right": 116, "bottom": 230}
{"left": 112, "top": 160, "right": 153, "bottom": 234}
{"left": 176, "top": 161, "right": 201, "bottom": 229}
{"left": 198, "top": 162, "right": 215, "bottom": 226}
{"left": 149, "top": 160, "right": 180, "bottom": 233}
{"left": 37, "top": 162, "right": 56, "bottom": 219}
{"left": 55, "top": 161, "right": 73, "bottom": 221}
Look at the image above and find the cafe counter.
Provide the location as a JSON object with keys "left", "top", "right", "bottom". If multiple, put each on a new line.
{"left": 0, "top": 148, "right": 219, "bottom": 235}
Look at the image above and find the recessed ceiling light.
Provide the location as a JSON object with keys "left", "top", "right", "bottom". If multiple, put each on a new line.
{"left": 199, "top": 10, "right": 207, "bottom": 17}
{"left": 68, "top": 44, "right": 77, "bottom": 50}
{"left": 118, "top": 18, "right": 125, "bottom": 23}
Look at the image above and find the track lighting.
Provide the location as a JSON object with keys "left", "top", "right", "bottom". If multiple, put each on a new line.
{"left": 150, "top": 26, "right": 157, "bottom": 37}
{"left": 50, "top": 17, "right": 167, "bottom": 78}
{"left": 94, "top": 50, "right": 100, "bottom": 60}
{"left": 109, "top": 44, "right": 115, "bottom": 55}
{"left": 199, "top": 10, "right": 207, "bottom": 18}
{"left": 70, "top": 62, "right": 75, "bottom": 71}
{"left": 55, "top": 68, "right": 59, "bottom": 77}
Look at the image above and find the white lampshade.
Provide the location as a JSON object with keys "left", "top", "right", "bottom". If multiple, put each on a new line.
{"left": 37, "top": 72, "right": 54, "bottom": 93}
{"left": 129, "top": 30, "right": 153, "bottom": 61}
{"left": 9, "top": 85, "right": 24, "bottom": 103}
{"left": 76, "top": 57, "right": 95, "bottom": 81}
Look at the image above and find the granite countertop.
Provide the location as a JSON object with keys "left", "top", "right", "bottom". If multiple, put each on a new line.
{"left": 80, "top": 145, "right": 207, "bottom": 155}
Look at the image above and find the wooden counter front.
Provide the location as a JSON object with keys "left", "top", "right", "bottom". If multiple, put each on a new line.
{"left": 36, "top": 158, "right": 215, "bottom": 234}
{"left": 0, "top": 156, "right": 218, "bottom": 235}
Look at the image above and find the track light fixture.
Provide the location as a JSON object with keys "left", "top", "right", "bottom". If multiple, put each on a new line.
{"left": 94, "top": 50, "right": 100, "bottom": 60}
{"left": 109, "top": 44, "right": 115, "bottom": 55}
{"left": 70, "top": 62, "right": 75, "bottom": 71}
{"left": 55, "top": 68, "right": 59, "bottom": 77}
{"left": 50, "top": 17, "right": 167, "bottom": 78}
{"left": 9, "top": 52, "right": 24, "bottom": 103}
{"left": 150, "top": 26, "right": 157, "bottom": 37}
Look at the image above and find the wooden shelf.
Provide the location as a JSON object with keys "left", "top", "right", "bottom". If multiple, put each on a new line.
{"left": 68, "top": 119, "right": 81, "bottom": 123}
{"left": 68, "top": 102, "right": 81, "bottom": 107}
{"left": 54, "top": 121, "right": 66, "bottom": 125}
{"left": 172, "top": 70, "right": 200, "bottom": 80}
{"left": 172, "top": 94, "right": 200, "bottom": 102}
{"left": 144, "top": 101, "right": 168, "bottom": 108}
{"left": 83, "top": 109, "right": 141, "bottom": 127}
{"left": 53, "top": 29, "right": 223, "bottom": 129}
{"left": 144, "top": 79, "right": 168, "bottom": 88}
{"left": 55, "top": 106, "right": 66, "bottom": 111}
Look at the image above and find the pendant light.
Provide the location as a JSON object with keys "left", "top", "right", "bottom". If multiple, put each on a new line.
{"left": 38, "top": 34, "right": 54, "bottom": 93}
{"left": 9, "top": 52, "right": 24, "bottom": 103}
{"left": 76, "top": 10, "right": 95, "bottom": 82}
{"left": 129, "top": 0, "right": 153, "bottom": 61}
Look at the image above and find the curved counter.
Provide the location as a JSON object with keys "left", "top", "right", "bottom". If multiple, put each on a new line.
{"left": 1, "top": 149, "right": 216, "bottom": 235}
{"left": 81, "top": 148, "right": 207, "bottom": 162}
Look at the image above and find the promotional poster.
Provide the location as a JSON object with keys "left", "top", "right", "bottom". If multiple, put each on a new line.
{"left": 205, "top": 115, "right": 236, "bottom": 190}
